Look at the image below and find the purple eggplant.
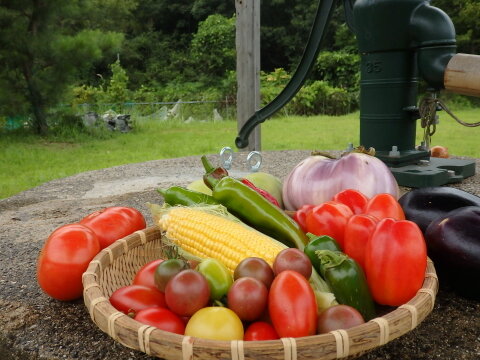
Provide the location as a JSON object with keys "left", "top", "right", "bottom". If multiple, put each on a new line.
{"left": 424, "top": 206, "right": 480, "bottom": 300}
{"left": 399, "top": 187, "right": 480, "bottom": 233}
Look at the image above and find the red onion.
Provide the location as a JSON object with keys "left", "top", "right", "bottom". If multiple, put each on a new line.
{"left": 282, "top": 153, "right": 399, "bottom": 211}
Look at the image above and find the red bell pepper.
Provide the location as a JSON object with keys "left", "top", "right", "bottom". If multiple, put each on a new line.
{"left": 364, "top": 218, "right": 427, "bottom": 306}
{"left": 332, "top": 189, "right": 369, "bottom": 215}
{"left": 305, "top": 201, "right": 353, "bottom": 249}
{"left": 292, "top": 204, "right": 315, "bottom": 233}
{"left": 363, "top": 193, "right": 405, "bottom": 221}
{"left": 343, "top": 214, "right": 378, "bottom": 271}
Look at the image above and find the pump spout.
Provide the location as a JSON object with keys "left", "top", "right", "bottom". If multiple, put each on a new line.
{"left": 235, "top": 0, "right": 337, "bottom": 149}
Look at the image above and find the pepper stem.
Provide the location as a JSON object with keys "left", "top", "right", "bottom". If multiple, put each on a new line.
{"left": 314, "top": 249, "right": 347, "bottom": 277}
{"left": 201, "top": 155, "right": 215, "bottom": 173}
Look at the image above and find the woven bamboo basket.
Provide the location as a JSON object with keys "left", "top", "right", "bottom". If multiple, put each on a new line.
{"left": 82, "top": 225, "right": 439, "bottom": 360}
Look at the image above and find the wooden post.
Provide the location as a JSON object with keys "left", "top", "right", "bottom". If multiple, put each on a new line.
{"left": 235, "top": 0, "right": 261, "bottom": 151}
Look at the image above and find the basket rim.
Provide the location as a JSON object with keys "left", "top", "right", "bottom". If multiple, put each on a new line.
{"left": 82, "top": 225, "right": 439, "bottom": 360}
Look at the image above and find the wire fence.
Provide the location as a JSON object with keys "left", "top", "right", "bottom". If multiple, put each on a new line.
{"left": 74, "top": 99, "right": 236, "bottom": 123}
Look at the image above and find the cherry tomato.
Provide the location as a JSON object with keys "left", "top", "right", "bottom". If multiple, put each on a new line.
{"left": 272, "top": 248, "right": 312, "bottom": 279}
{"left": 234, "top": 257, "right": 274, "bottom": 288}
{"left": 165, "top": 269, "right": 210, "bottom": 316}
{"left": 79, "top": 206, "right": 146, "bottom": 249}
{"left": 306, "top": 201, "right": 354, "bottom": 249}
{"left": 343, "top": 214, "right": 378, "bottom": 271}
{"left": 332, "top": 189, "right": 369, "bottom": 215}
{"left": 244, "top": 321, "right": 279, "bottom": 341}
{"left": 133, "top": 259, "right": 164, "bottom": 289}
{"left": 227, "top": 277, "right": 268, "bottom": 321}
{"left": 317, "top": 305, "right": 365, "bottom": 334}
{"left": 154, "top": 258, "right": 189, "bottom": 292}
{"left": 134, "top": 307, "right": 185, "bottom": 335}
{"left": 109, "top": 284, "right": 166, "bottom": 316}
{"left": 185, "top": 307, "right": 244, "bottom": 340}
{"left": 37, "top": 223, "right": 100, "bottom": 301}
{"left": 363, "top": 193, "right": 405, "bottom": 221}
{"left": 269, "top": 270, "right": 317, "bottom": 338}
{"left": 430, "top": 145, "right": 449, "bottom": 158}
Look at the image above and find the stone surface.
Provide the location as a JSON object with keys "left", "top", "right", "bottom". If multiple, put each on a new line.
{"left": 0, "top": 150, "right": 479, "bottom": 360}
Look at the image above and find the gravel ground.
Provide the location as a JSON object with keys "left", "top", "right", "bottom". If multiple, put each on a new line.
{"left": 0, "top": 150, "right": 479, "bottom": 360}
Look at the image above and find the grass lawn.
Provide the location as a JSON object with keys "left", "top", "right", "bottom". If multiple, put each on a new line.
{"left": 1, "top": 108, "right": 480, "bottom": 199}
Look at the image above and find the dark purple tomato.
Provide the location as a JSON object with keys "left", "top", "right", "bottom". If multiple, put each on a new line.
{"left": 273, "top": 248, "right": 312, "bottom": 279}
{"left": 233, "top": 257, "right": 275, "bottom": 288}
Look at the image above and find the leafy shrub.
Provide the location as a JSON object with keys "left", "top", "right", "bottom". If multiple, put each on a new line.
{"left": 311, "top": 51, "right": 360, "bottom": 91}
{"left": 290, "top": 80, "right": 357, "bottom": 116}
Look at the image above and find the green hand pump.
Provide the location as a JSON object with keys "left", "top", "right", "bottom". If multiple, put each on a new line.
{"left": 235, "top": 0, "right": 480, "bottom": 188}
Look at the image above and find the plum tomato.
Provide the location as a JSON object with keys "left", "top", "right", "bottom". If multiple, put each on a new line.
{"left": 109, "top": 284, "right": 166, "bottom": 316}
{"left": 269, "top": 270, "right": 317, "bottom": 338}
{"left": 154, "top": 258, "right": 189, "bottom": 292}
{"left": 134, "top": 307, "right": 185, "bottom": 335}
{"left": 227, "top": 277, "right": 268, "bottom": 322}
{"left": 79, "top": 206, "right": 146, "bottom": 249}
{"left": 316, "top": 304, "right": 365, "bottom": 334}
{"left": 244, "top": 321, "right": 279, "bottom": 341}
{"left": 37, "top": 223, "right": 100, "bottom": 301}
{"left": 165, "top": 269, "right": 210, "bottom": 317}
{"left": 185, "top": 307, "right": 244, "bottom": 341}
{"left": 272, "top": 248, "right": 312, "bottom": 279}
{"left": 133, "top": 259, "right": 164, "bottom": 289}
{"left": 233, "top": 257, "right": 274, "bottom": 288}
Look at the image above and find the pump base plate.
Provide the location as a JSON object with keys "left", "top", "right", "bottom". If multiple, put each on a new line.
{"left": 389, "top": 157, "right": 476, "bottom": 188}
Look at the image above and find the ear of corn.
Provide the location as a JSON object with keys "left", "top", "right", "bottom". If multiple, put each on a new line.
{"left": 158, "top": 206, "right": 287, "bottom": 272}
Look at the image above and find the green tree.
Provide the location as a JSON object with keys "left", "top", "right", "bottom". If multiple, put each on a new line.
{"left": 190, "top": 14, "right": 236, "bottom": 78}
{"left": 0, "top": 0, "right": 127, "bottom": 135}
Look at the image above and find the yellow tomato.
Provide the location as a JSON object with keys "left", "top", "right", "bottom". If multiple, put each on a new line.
{"left": 185, "top": 307, "right": 244, "bottom": 340}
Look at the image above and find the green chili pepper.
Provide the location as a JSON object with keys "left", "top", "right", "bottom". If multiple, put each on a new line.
{"left": 157, "top": 186, "right": 220, "bottom": 206}
{"left": 304, "top": 233, "right": 342, "bottom": 272}
{"left": 201, "top": 155, "right": 308, "bottom": 250}
{"left": 315, "top": 249, "right": 376, "bottom": 321}
{"left": 196, "top": 258, "right": 233, "bottom": 301}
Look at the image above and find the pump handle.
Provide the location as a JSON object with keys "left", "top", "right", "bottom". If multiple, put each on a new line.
{"left": 444, "top": 53, "right": 480, "bottom": 97}
{"left": 235, "top": 0, "right": 337, "bottom": 149}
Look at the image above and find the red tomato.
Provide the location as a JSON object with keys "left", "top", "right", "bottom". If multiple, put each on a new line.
{"left": 343, "top": 214, "right": 378, "bottom": 271}
{"left": 364, "top": 218, "right": 427, "bottom": 306}
{"left": 305, "top": 201, "right": 354, "bottom": 249}
{"left": 110, "top": 284, "right": 166, "bottom": 316}
{"left": 80, "top": 206, "right": 146, "bottom": 249}
{"left": 292, "top": 204, "right": 315, "bottom": 233}
{"left": 165, "top": 269, "right": 210, "bottom": 317}
{"left": 37, "top": 224, "right": 100, "bottom": 301}
{"left": 134, "top": 307, "right": 185, "bottom": 335}
{"left": 244, "top": 321, "right": 279, "bottom": 341}
{"left": 268, "top": 270, "right": 317, "bottom": 338}
{"left": 317, "top": 305, "right": 365, "bottom": 334}
{"left": 332, "top": 189, "right": 369, "bottom": 215}
{"left": 363, "top": 193, "right": 405, "bottom": 221}
{"left": 133, "top": 259, "right": 164, "bottom": 289}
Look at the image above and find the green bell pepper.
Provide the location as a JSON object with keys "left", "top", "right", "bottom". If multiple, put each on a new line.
{"left": 304, "top": 233, "right": 342, "bottom": 271}
{"left": 315, "top": 249, "right": 376, "bottom": 321}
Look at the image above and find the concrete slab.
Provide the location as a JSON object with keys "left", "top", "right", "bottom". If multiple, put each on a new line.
{"left": 0, "top": 151, "right": 479, "bottom": 360}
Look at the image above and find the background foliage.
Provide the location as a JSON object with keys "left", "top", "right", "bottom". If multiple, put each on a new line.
{"left": 0, "top": 0, "right": 479, "bottom": 135}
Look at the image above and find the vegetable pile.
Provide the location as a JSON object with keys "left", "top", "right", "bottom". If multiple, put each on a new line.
{"left": 37, "top": 150, "right": 479, "bottom": 344}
